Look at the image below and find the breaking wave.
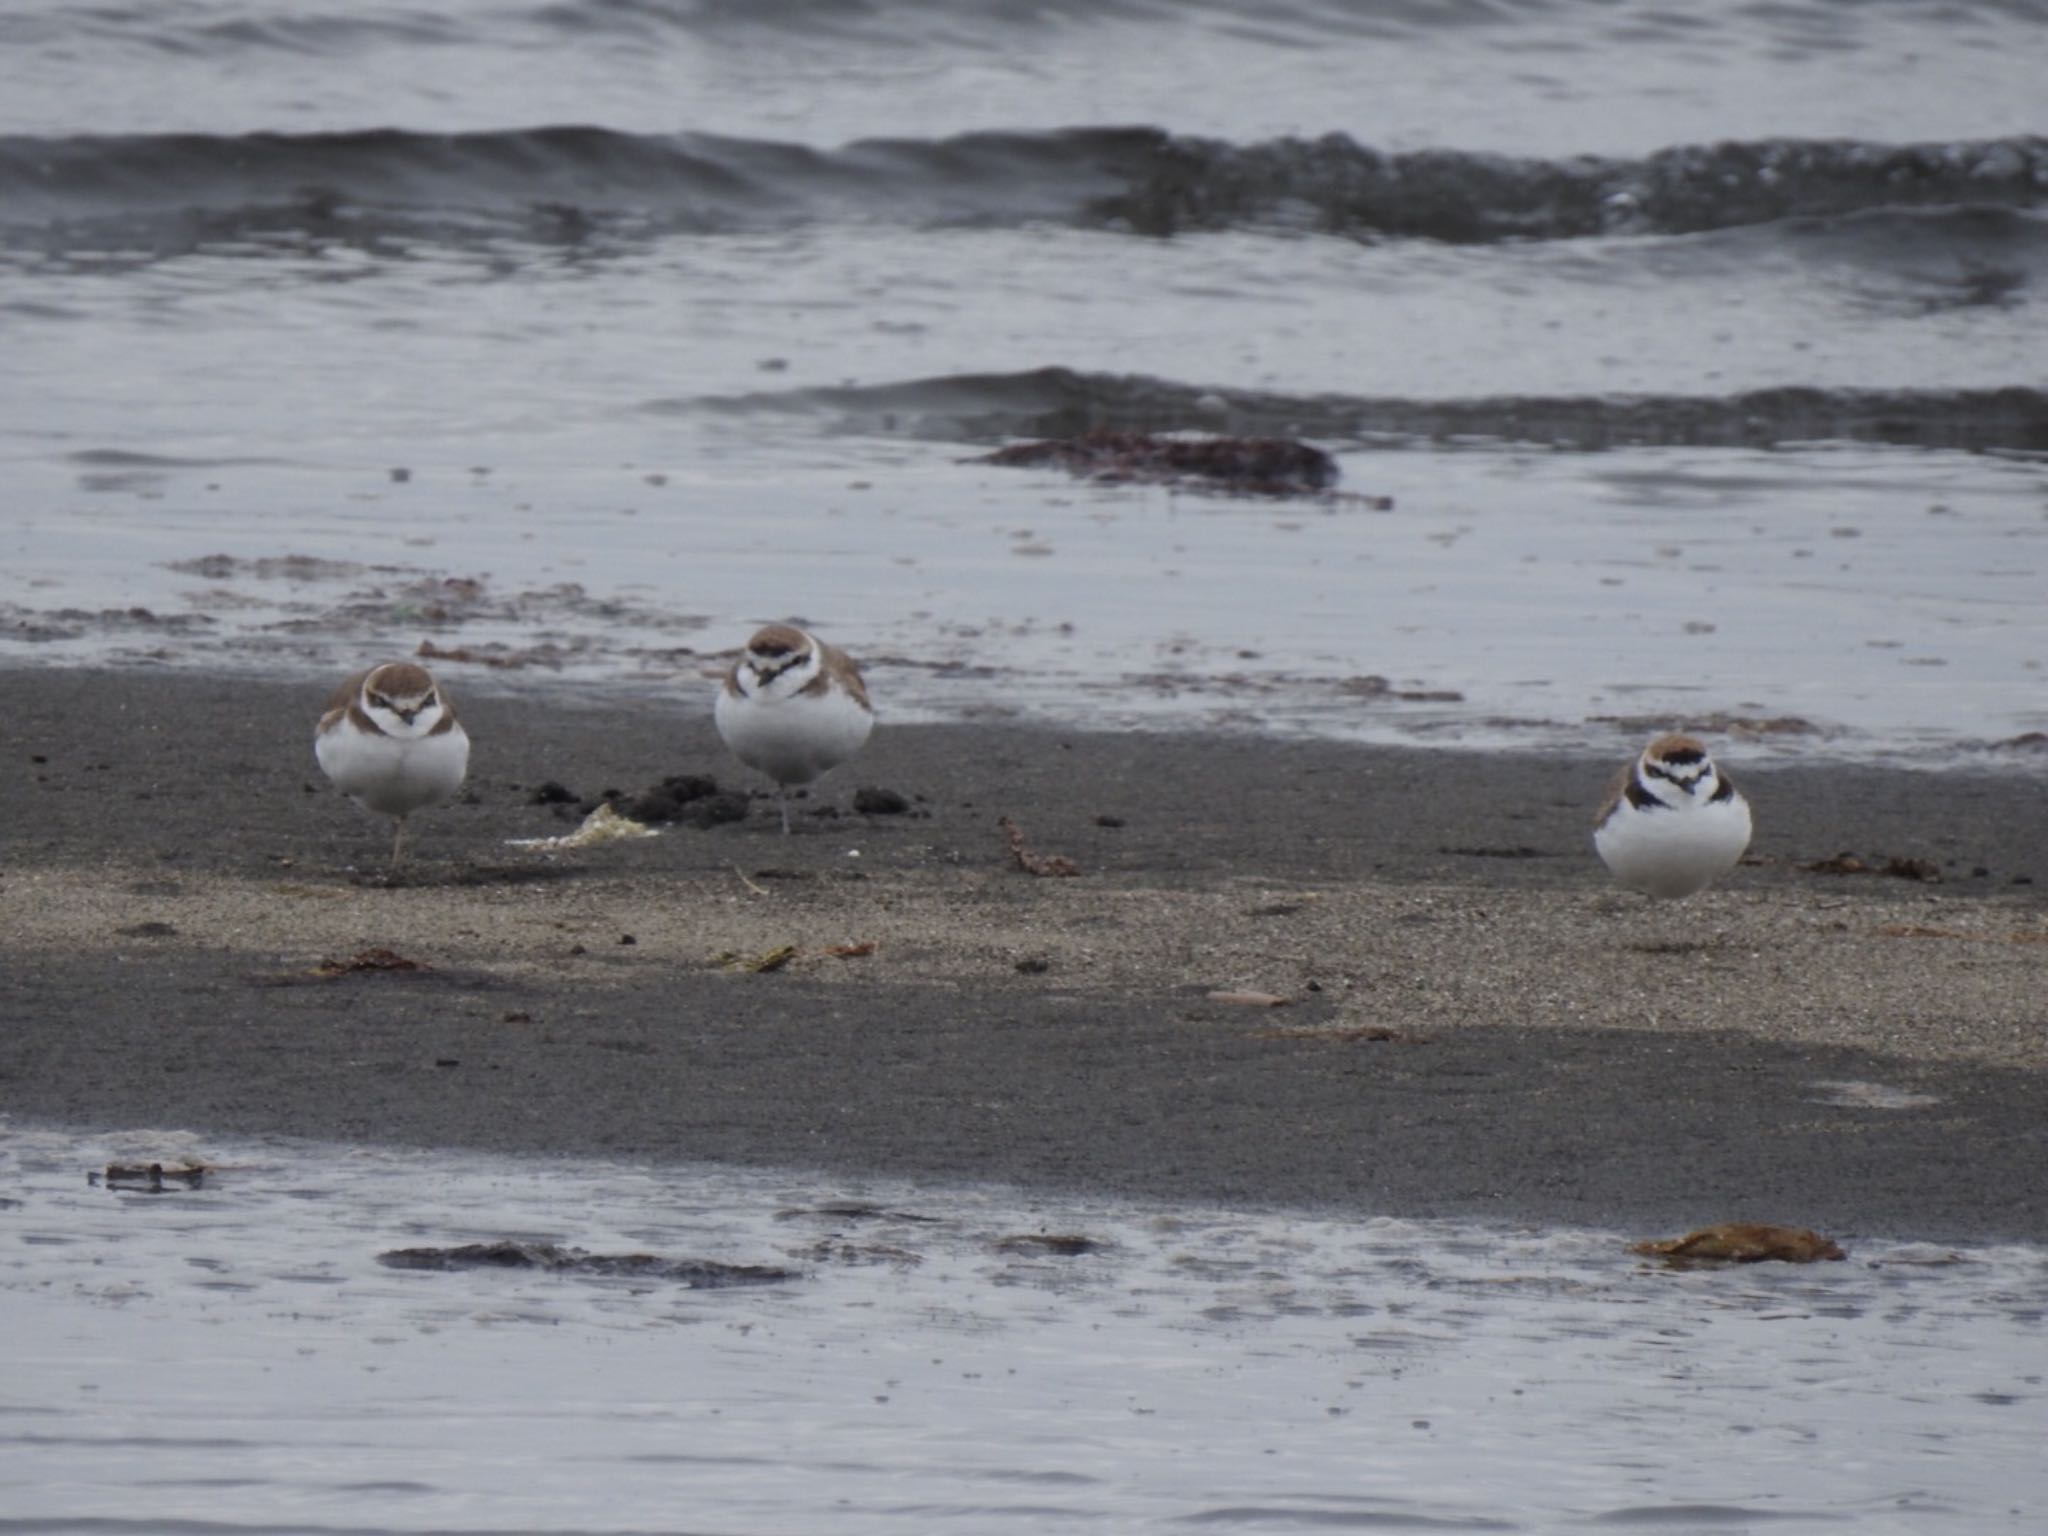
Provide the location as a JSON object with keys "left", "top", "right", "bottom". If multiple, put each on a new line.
{"left": 2, "top": 126, "right": 2043, "bottom": 253}
{"left": 670, "top": 367, "right": 2048, "bottom": 453}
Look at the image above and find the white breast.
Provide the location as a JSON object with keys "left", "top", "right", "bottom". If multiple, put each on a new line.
{"left": 316, "top": 720, "right": 470, "bottom": 819}
{"left": 715, "top": 682, "right": 873, "bottom": 787}
{"left": 1594, "top": 793, "right": 1752, "bottom": 899}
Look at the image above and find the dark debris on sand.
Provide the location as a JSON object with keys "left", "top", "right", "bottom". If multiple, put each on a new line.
{"left": 852, "top": 785, "right": 913, "bottom": 816}
{"left": 540, "top": 773, "right": 917, "bottom": 829}
{"left": 974, "top": 430, "right": 1372, "bottom": 500}
{"left": 1801, "top": 851, "right": 1944, "bottom": 883}
{"left": 612, "top": 774, "right": 750, "bottom": 828}
{"left": 999, "top": 815, "right": 1082, "bottom": 877}
{"left": 313, "top": 946, "right": 429, "bottom": 977}
{"left": 562, "top": 774, "right": 749, "bottom": 829}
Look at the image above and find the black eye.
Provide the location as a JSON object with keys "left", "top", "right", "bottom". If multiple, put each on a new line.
{"left": 368, "top": 694, "right": 390, "bottom": 710}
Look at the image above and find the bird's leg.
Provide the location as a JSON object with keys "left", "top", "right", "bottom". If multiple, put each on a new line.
{"left": 390, "top": 816, "right": 409, "bottom": 871}
{"left": 778, "top": 787, "right": 792, "bottom": 836}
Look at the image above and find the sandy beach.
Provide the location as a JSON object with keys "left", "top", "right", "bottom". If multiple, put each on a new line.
{"left": 2, "top": 665, "right": 2044, "bottom": 1242}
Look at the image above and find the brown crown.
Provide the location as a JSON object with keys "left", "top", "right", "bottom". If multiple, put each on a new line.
{"left": 1643, "top": 732, "right": 1708, "bottom": 766}
{"left": 746, "top": 624, "right": 813, "bottom": 659}
{"left": 365, "top": 662, "right": 438, "bottom": 701}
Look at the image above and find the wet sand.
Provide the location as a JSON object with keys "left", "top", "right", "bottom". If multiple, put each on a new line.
{"left": 2, "top": 665, "right": 2044, "bottom": 1241}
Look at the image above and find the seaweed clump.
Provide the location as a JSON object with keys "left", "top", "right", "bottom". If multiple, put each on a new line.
{"left": 977, "top": 430, "right": 1356, "bottom": 499}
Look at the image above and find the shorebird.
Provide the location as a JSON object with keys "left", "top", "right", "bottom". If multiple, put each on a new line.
{"left": 315, "top": 661, "right": 469, "bottom": 868}
{"left": 1593, "top": 732, "right": 1752, "bottom": 898}
{"left": 714, "top": 624, "right": 874, "bottom": 833}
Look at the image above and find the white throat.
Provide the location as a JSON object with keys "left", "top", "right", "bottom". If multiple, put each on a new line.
{"left": 1642, "top": 760, "right": 1713, "bottom": 807}
{"left": 365, "top": 697, "right": 444, "bottom": 739}
{"left": 745, "top": 645, "right": 820, "bottom": 700}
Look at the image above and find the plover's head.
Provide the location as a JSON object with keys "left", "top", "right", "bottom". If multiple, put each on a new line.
{"left": 1639, "top": 733, "right": 1717, "bottom": 797}
{"left": 361, "top": 662, "right": 446, "bottom": 735}
{"left": 740, "top": 624, "right": 817, "bottom": 680}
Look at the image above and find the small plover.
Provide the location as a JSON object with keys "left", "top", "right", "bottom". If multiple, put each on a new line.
{"left": 1593, "top": 733, "right": 1751, "bottom": 898}
{"left": 315, "top": 661, "right": 469, "bottom": 868}
{"left": 714, "top": 624, "right": 874, "bottom": 833}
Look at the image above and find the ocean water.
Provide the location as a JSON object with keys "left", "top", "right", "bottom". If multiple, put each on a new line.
{"left": 2, "top": 0, "right": 2045, "bottom": 761}
{"left": 4, "top": 1122, "right": 2047, "bottom": 1536}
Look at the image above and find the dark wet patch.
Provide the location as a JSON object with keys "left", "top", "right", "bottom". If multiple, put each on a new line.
{"left": 1336, "top": 675, "right": 1466, "bottom": 703}
{"left": 801, "top": 1239, "right": 924, "bottom": 1266}
{"left": 376, "top": 1240, "right": 800, "bottom": 1286}
{"left": 1590, "top": 1503, "right": 1833, "bottom": 1526}
{"left": 1441, "top": 845, "right": 1551, "bottom": 859}
{"left": 996, "top": 1233, "right": 1106, "bottom": 1257}
{"left": 116, "top": 921, "right": 180, "bottom": 938}
{"left": 0, "top": 604, "right": 215, "bottom": 642}
{"left": 777, "top": 1201, "right": 944, "bottom": 1225}
{"left": 78, "top": 470, "right": 169, "bottom": 493}
{"left": 417, "top": 638, "right": 578, "bottom": 671}
{"left": 167, "top": 553, "right": 369, "bottom": 582}
{"left": 155, "top": 565, "right": 712, "bottom": 673}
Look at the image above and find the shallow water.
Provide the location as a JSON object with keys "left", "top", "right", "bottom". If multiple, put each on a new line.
{"left": 5, "top": 433, "right": 2045, "bottom": 763}
{"left": 4, "top": 1121, "right": 2045, "bottom": 1534}
{"left": 4, "top": 0, "right": 2045, "bottom": 767}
